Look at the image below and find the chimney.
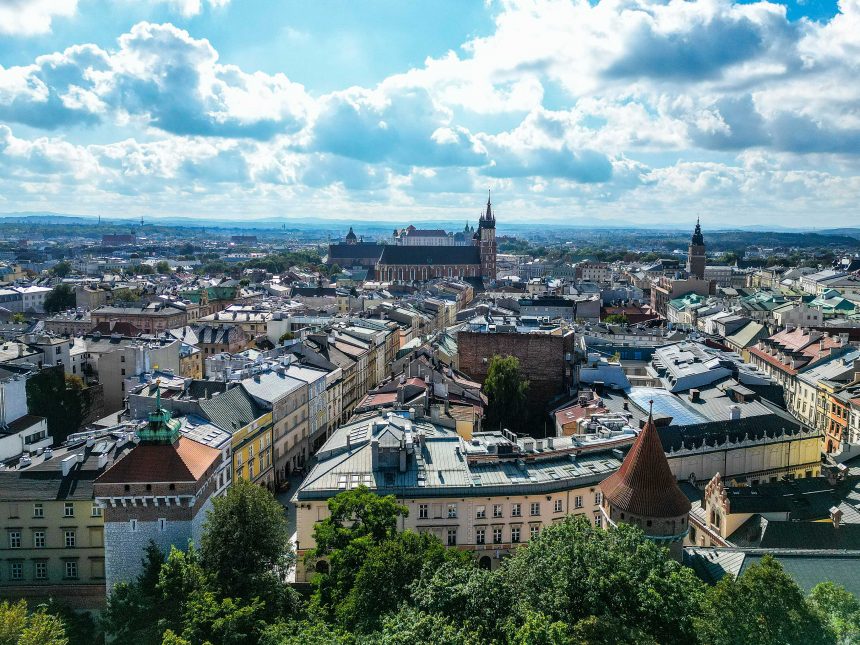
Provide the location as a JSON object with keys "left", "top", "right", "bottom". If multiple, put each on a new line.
{"left": 370, "top": 437, "right": 379, "bottom": 472}
{"left": 689, "top": 389, "right": 700, "bottom": 402}
{"left": 97, "top": 453, "right": 108, "bottom": 470}
{"left": 61, "top": 455, "right": 76, "bottom": 477}
{"left": 729, "top": 405, "right": 741, "bottom": 421}
{"left": 831, "top": 506, "right": 843, "bottom": 529}
{"left": 430, "top": 405, "right": 441, "bottom": 422}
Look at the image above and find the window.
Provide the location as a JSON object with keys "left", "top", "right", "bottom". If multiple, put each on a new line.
{"left": 130, "top": 519, "right": 138, "bottom": 532}
{"left": 64, "top": 561, "right": 78, "bottom": 579}
{"left": 594, "top": 513, "right": 602, "bottom": 528}
{"left": 8, "top": 531, "right": 21, "bottom": 549}
{"left": 476, "top": 505, "right": 486, "bottom": 519}
{"left": 594, "top": 491, "right": 602, "bottom": 505}
{"left": 530, "top": 502, "right": 540, "bottom": 516}
{"left": 447, "top": 503, "right": 457, "bottom": 519}
{"left": 511, "top": 503, "right": 521, "bottom": 517}
{"left": 158, "top": 518, "right": 167, "bottom": 532}
{"left": 447, "top": 528, "right": 457, "bottom": 546}
{"left": 91, "top": 559, "right": 105, "bottom": 579}
{"left": 33, "top": 531, "right": 45, "bottom": 548}
{"left": 33, "top": 503, "right": 43, "bottom": 518}
{"left": 9, "top": 562, "right": 22, "bottom": 580}
{"left": 511, "top": 527, "right": 521, "bottom": 543}
{"left": 91, "top": 504, "right": 102, "bottom": 517}
{"left": 530, "top": 525, "right": 540, "bottom": 540}
{"left": 574, "top": 495, "right": 583, "bottom": 509}
{"left": 418, "top": 504, "right": 428, "bottom": 519}
{"left": 34, "top": 561, "right": 47, "bottom": 580}
{"left": 493, "top": 504, "right": 503, "bottom": 518}
{"left": 493, "top": 527, "right": 503, "bottom": 544}
{"left": 64, "top": 502, "right": 74, "bottom": 517}
{"left": 64, "top": 530, "right": 76, "bottom": 548}
{"left": 476, "top": 528, "right": 485, "bottom": 545}
{"left": 554, "top": 499, "right": 563, "bottom": 513}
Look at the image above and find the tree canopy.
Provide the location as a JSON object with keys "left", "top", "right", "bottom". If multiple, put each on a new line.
{"left": 92, "top": 483, "right": 854, "bottom": 645}
{"left": 483, "top": 354, "right": 530, "bottom": 433}
{"left": 44, "top": 284, "right": 76, "bottom": 313}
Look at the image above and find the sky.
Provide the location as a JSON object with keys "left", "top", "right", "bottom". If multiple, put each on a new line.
{"left": 0, "top": 0, "right": 857, "bottom": 228}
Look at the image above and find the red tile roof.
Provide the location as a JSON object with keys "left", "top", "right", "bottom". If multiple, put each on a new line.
{"left": 95, "top": 437, "right": 220, "bottom": 484}
{"left": 600, "top": 413, "right": 691, "bottom": 519}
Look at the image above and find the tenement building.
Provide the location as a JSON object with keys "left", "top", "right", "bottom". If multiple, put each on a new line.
{"left": 292, "top": 409, "right": 634, "bottom": 580}
{"left": 0, "top": 432, "right": 134, "bottom": 609}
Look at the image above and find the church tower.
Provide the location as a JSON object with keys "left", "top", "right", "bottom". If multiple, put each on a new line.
{"left": 686, "top": 218, "right": 706, "bottom": 279}
{"left": 476, "top": 191, "right": 497, "bottom": 280}
{"left": 599, "top": 404, "right": 691, "bottom": 560}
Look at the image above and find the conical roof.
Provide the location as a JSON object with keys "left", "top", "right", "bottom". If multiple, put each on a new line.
{"left": 600, "top": 409, "right": 691, "bottom": 519}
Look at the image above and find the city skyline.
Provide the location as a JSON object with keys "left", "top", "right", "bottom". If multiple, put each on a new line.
{"left": 0, "top": 0, "right": 858, "bottom": 227}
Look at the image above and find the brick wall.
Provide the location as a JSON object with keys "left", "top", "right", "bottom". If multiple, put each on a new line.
{"left": 458, "top": 330, "right": 575, "bottom": 411}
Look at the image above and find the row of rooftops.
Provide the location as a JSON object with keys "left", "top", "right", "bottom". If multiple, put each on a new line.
{"left": 296, "top": 409, "right": 631, "bottom": 500}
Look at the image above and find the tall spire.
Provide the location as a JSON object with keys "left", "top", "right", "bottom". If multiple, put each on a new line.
{"left": 482, "top": 189, "right": 494, "bottom": 223}
{"left": 691, "top": 217, "right": 704, "bottom": 246}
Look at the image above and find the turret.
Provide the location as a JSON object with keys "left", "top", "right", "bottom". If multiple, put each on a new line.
{"left": 599, "top": 403, "right": 691, "bottom": 559}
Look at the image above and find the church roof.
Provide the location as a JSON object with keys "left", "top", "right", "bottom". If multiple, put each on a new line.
{"left": 345, "top": 226, "right": 358, "bottom": 241}
{"left": 600, "top": 411, "right": 692, "bottom": 519}
{"left": 378, "top": 245, "right": 481, "bottom": 266}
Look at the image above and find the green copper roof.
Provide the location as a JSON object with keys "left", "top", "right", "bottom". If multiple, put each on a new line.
{"left": 137, "top": 388, "right": 182, "bottom": 444}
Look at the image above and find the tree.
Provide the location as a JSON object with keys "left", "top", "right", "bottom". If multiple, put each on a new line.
{"left": 26, "top": 368, "right": 92, "bottom": 444}
{"left": 44, "top": 284, "right": 76, "bottom": 313}
{"left": 200, "top": 479, "right": 295, "bottom": 606}
{"left": 308, "top": 486, "right": 408, "bottom": 622}
{"left": 41, "top": 600, "right": 102, "bottom": 645}
{"left": 11, "top": 312, "right": 26, "bottom": 323}
{"left": 808, "top": 582, "right": 860, "bottom": 644}
{"left": 177, "top": 591, "right": 265, "bottom": 645}
{"left": 334, "top": 530, "right": 469, "bottom": 632}
{"left": 279, "top": 331, "right": 295, "bottom": 344}
{"left": 156, "top": 261, "right": 172, "bottom": 274}
{"left": 483, "top": 355, "right": 529, "bottom": 433}
{"left": 259, "top": 620, "right": 354, "bottom": 645}
{"left": 102, "top": 542, "right": 168, "bottom": 645}
{"left": 0, "top": 600, "right": 68, "bottom": 645}
{"left": 696, "top": 555, "right": 835, "bottom": 645}
{"left": 111, "top": 287, "right": 140, "bottom": 303}
{"left": 603, "top": 314, "right": 629, "bottom": 325}
{"left": 52, "top": 261, "right": 72, "bottom": 278}
{"left": 411, "top": 560, "right": 510, "bottom": 643}
{"left": 509, "top": 610, "right": 573, "bottom": 645}
{"left": 376, "top": 607, "right": 476, "bottom": 645}
{"left": 499, "top": 516, "right": 704, "bottom": 645}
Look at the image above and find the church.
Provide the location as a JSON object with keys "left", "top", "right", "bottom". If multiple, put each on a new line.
{"left": 327, "top": 193, "right": 498, "bottom": 283}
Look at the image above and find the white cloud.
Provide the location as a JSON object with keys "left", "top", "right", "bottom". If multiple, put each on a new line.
{"left": 0, "top": 0, "right": 78, "bottom": 36}
{"left": 0, "top": 1, "right": 860, "bottom": 225}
